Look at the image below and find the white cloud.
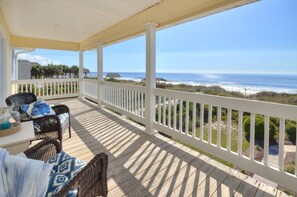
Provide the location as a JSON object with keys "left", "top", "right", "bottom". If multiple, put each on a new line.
{"left": 18, "top": 53, "right": 60, "bottom": 66}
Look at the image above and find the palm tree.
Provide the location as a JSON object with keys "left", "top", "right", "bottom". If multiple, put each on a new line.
{"left": 56, "top": 65, "right": 63, "bottom": 78}
{"left": 83, "top": 68, "right": 90, "bottom": 77}
{"left": 31, "top": 64, "right": 43, "bottom": 79}
{"left": 71, "top": 65, "right": 79, "bottom": 78}
{"left": 62, "top": 65, "right": 69, "bottom": 78}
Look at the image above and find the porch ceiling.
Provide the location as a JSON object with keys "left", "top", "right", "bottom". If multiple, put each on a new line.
{"left": 0, "top": 0, "right": 257, "bottom": 50}
{"left": 0, "top": 0, "right": 161, "bottom": 42}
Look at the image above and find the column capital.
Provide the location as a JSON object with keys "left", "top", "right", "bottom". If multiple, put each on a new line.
{"left": 96, "top": 42, "right": 103, "bottom": 47}
{"left": 144, "top": 22, "right": 159, "bottom": 28}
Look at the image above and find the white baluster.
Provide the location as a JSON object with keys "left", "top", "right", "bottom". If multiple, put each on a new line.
{"left": 132, "top": 91, "right": 134, "bottom": 113}
{"left": 217, "top": 107, "right": 222, "bottom": 147}
{"left": 192, "top": 102, "right": 196, "bottom": 138}
{"left": 50, "top": 82, "right": 52, "bottom": 96}
{"left": 179, "top": 100, "right": 183, "bottom": 132}
{"left": 34, "top": 83, "right": 37, "bottom": 95}
{"left": 38, "top": 83, "right": 41, "bottom": 96}
{"left": 279, "top": 118, "right": 285, "bottom": 171}
{"left": 123, "top": 89, "right": 125, "bottom": 109}
{"left": 158, "top": 96, "right": 161, "bottom": 124}
{"left": 163, "top": 97, "right": 166, "bottom": 126}
{"left": 250, "top": 113, "right": 255, "bottom": 160}
{"left": 238, "top": 111, "right": 243, "bottom": 156}
{"left": 137, "top": 92, "right": 140, "bottom": 115}
{"left": 174, "top": 99, "right": 177, "bottom": 131}
{"left": 54, "top": 82, "right": 56, "bottom": 96}
{"left": 116, "top": 88, "right": 119, "bottom": 107}
{"left": 118, "top": 88, "right": 120, "bottom": 108}
{"left": 295, "top": 121, "right": 297, "bottom": 176}
{"left": 141, "top": 93, "right": 144, "bottom": 117}
{"left": 185, "top": 101, "right": 189, "bottom": 135}
{"left": 208, "top": 105, "right": 212, "bottom": 144}
{"left": 168, "top": 98, "right": 171, "bottom": 128}
{"left": 264, "top": 115, "right": 270, "bottom": 165}
{"left": 200, "top": 103, "right": 204, "bottom": 141}
{"left": 129, "top": 90, "right": 132, "bottom": 112}
{"left": 227, "top": 108, "right": 232, "bottom": 151}
{"left": 113, "top": 87, "right": 116, "bottom": 106}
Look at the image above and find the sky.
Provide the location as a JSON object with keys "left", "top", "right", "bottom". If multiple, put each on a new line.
{"left": 19, "top": 0, "right": 297, "bottom": 74}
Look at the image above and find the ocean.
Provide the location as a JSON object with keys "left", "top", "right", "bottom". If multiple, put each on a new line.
{"left": 88, "top": 72, "right": 297, "bottom": 95}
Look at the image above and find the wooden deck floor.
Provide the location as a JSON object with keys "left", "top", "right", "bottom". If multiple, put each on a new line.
{"left": 51, "top": 98, "right": 289, "bottom": 197}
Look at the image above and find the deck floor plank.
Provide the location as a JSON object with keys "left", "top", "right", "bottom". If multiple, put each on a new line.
{"left": 48, "top": 98, "right": 286, "bottom": 197}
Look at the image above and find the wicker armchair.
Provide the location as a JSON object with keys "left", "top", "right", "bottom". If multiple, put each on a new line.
{"left": 5, "top": 92, "right": 71, "bottom": 148}
{"left": 24, "top": 138, "right": 108, "bottom": 197}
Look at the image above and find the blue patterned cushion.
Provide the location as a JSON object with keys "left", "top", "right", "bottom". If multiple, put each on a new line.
{"left": 46, "top": 173, "right": 77, "bottom": 197}
{"left": 33, "top": 121, "right": 41, "bottom": 134}
{"left": 20, "top": 100, "right": 55, "bottom": 119}
{"left": 47, "top": 151, "right": 86, "bottom": 180}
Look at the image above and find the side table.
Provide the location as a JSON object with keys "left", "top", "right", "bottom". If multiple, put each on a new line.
{"left": 0, "top": 121, "right": 35, "bottom": 155}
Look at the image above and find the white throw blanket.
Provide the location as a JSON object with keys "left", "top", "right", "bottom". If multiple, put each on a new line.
{"left": 0, "top": 148, "right": 52, "bottom": 197}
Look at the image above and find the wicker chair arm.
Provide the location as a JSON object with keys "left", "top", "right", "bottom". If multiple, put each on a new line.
{"left": 24, "top": 138, "right": 61, "bottom": 161}
{"left": 52, "top": 105, "right": 70, "bottom": 116}
{"left": 55, "top": 153, "right": 108, "bottom": 197}
{"left": 33, "top": 115, "right": 62, "bottom": 134}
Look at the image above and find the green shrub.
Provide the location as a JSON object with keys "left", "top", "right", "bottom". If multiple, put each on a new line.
{"left": 243, "top": 115, "right": 277, "bottom": 140}
{"left": 285, "top": 164, "right": 295, "bottom": 175}
{"left": 286, "top": 121, "right": 296, "bottom": 144}
{"left": 270, "top": 117, "right": 279, "bottom": 127}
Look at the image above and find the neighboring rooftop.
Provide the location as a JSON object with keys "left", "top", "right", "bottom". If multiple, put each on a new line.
{"left": 106, "top": 73, "right": 121, "bottom": 79}
{"left": 142, "top": 77, "right": 167, "bottom": 83}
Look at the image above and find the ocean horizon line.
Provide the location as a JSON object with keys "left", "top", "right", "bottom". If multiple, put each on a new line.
{"left": 86, "top": 72, "right": 297, "bottom": 95}
{"left": 89, "top": 71, "right": 297, "bottom": 75}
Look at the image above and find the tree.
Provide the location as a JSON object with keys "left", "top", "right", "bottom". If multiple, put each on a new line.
{"left": 71, "top": 65, "right": 79, "bottom": 78}
{"left": 31, "top": 64, "right": 43, "bottom": 79}
{"left": 83, "top": 68, "right": 90, "bottom": 77}
{"left": 62, "top": 65, "right": 69, "bottom": 78}
{"left": 31, "top": 64, "right": 81, "bottom": 79}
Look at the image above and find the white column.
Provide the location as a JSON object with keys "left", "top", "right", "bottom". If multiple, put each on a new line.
{"left": 97, "top": 42, "right": 103, "bottom": 108}
{"left": 79, "top": 51, "right": 84, "bottom": 98}
{"left": 0, "top": 36, "right": 3, "bottom": 106}
{"left": 12, "top": 48, "right": 17, "bottom": 80}
{"left": 145, "top": 22, "right": 158, "bottom": 135}
{"left": 0, "top": 37, "right": 11, "bottom": 106}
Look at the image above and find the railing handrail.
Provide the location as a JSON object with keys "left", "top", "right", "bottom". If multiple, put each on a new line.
{"left": 154, "top": 88, "right": 297, "bottom": 120}
{"left": 102, "top": 81, "right": 146, "bottom": 93}
{"left": 82, "top": 78, "right": 97, "bottom": 83}
{"left": 12, "top": 78, "right": 79, "bottom": 84}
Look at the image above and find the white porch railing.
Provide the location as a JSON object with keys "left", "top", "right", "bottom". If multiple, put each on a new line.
{"left": 11, "top": 78, "right": 79, "bottom": 99}
{"left": 76, "top": 80, "right": 297, "bottom": 191}
{"left": 101, "top": 81, "right": 146, "bottom": 124}
{"left": 82, "top": 78, "right": 98, "bottom": 101}
{"left": 153, "top": 88, "right": 297, "bottom": 192}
